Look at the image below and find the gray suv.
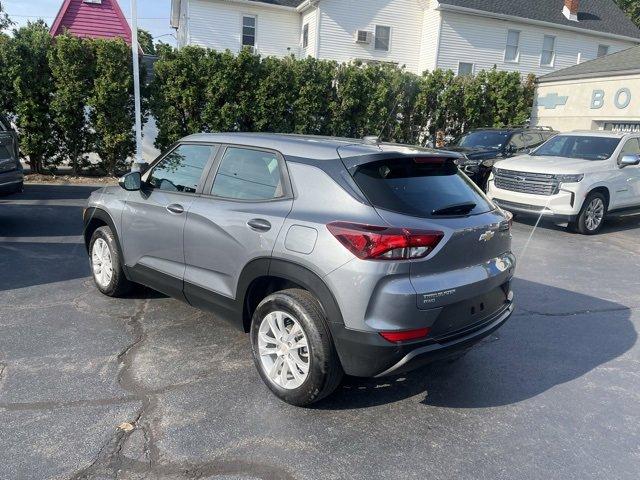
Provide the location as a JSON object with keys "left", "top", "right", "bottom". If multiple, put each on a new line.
{"left": 84, "top": 133, "right": 515, "bottom": 406}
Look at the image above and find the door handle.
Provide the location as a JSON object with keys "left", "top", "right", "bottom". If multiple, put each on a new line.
{"left": 247, "top": 218, "right": 271, "bottom": 232}
{"left": 166, "top": 204, "right": 185, "bottom": 214}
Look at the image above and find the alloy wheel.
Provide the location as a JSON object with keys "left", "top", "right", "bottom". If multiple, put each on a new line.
{"left": 258, "top": 310, "right": 310, "bottom": 390}
{"left": 585, "top": 198, "right": 605, "bottom": 231}
{"left": 92, "top": 238, "right": 113, "bottom": 288}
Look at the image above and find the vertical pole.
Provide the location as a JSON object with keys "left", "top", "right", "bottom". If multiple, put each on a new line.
{"left": 130, "top": 0, "right": 144, "bottom": 170}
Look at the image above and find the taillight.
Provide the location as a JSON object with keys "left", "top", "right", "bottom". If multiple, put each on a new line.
{"left": 327, "top": 222, "right": 443, "bottom": 260}
{"left": 379, "top": 328, "right": 431, "bottom": 343}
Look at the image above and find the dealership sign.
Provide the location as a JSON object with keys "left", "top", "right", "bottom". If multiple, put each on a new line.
{"left": 538, "top": 87, "right": 639, "bottom": 111}
{"left": 591, "top": 88, "right": 633, "bottom": 109}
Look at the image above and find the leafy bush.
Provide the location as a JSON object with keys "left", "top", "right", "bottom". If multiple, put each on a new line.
{"left": 2, "top": 27, "right": 535, "bottom": 174}
{"left": 48, "top": 33, "right": 95, "bottom": 174}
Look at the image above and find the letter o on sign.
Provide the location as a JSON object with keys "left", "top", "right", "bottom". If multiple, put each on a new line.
{"left": 615, "top": 88, "right": 631, "bottom": 109}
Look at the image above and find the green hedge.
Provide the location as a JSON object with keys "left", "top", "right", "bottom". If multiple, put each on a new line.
{"left": 2, "top": 23, "right": 535, "bottom": 175}
{"left": 151, "top": 47, "right": 535, "bottom": 152}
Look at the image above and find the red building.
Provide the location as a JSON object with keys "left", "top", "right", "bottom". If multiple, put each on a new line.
{"left": 50, "top": 0, "right": 132, "bottom": 44}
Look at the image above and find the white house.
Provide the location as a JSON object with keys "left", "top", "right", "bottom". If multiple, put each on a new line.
{"left": 170, "top": 0, "right": 640, "bottom": 76}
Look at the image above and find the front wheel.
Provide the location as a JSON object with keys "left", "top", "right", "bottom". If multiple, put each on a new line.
{"left": 250, "top": 289, "right": 343, "bottom": 407}
{"left": 570, "top": 192, "right": 607, "bottom": 235}
{"left": 89, "top": 226, "right": 133, "bottom": 297}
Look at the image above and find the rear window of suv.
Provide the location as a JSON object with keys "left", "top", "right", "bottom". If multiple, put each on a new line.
{"left": 351, "top": 157, "right": 494, "bottom": 218}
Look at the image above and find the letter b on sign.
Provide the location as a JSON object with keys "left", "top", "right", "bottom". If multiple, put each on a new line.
{"left": 591, "top": 90, "right": 605, "bottom": 109}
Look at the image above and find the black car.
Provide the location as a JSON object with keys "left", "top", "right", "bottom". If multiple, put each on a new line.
{"left": 0, "top": 114, "right": 23, "bottom": 195}
{"left": 442, "top": 127, "right": 557, "bottom": 190}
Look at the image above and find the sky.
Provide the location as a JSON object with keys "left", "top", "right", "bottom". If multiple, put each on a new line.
{"left": 3, "top": 0, "right": 176, "bottom": 45}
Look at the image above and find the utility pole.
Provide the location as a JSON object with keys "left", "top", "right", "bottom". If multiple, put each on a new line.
{"left": 130, "top": 0, "right": 144, "bottom": 171}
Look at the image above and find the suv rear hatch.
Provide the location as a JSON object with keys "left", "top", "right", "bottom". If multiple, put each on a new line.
{"left": 339, "top": 146, "right": 514, "bottom": 337}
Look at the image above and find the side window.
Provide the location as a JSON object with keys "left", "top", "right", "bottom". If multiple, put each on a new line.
{"left": 619, "top": 138, "right": 640, "bottom": 160}
{"left": 148, "top": 144, "right": 216, "bottom": 193}
{"left": 523, "top": 133, "right": 543, "bottom": 148}
{"left": 509, "top": 134, "right": 525, "bottom": 150}
{"left": 211, "top": 147, "right": 284, "bottom": 200}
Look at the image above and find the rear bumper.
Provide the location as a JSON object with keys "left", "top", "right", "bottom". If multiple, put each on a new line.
{"left": 329, "top": 298, "right": 514, "bottom": 378}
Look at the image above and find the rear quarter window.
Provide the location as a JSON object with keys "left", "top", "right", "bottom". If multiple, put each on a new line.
{"left": 351, "top": 157, "right": 494, "bottom": 218}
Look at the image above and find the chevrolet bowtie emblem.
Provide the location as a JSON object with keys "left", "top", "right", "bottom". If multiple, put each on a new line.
{"left": 479, "top": 230, "right": 495, "bottom": 242}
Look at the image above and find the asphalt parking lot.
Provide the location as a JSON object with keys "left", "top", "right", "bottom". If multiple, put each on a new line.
{"left": 1, "top": 184, "right": 639, "bottom": 480}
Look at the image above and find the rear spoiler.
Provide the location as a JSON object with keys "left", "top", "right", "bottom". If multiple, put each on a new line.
{"left": 337, "top": 148, "right": 463, "bottom": 173}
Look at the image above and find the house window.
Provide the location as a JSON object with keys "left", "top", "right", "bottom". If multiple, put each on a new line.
{"left": 302, "top": 23, "right": 309, "bottom": 49}
{"left": 458, "top": 62, "right": 474, "bottom": 76}
{"left": 597, "top": 44, "right": 610, "bottom": 58}
{"left": 541, "top": 35, "right": 556, "bottom": 67}
{"left": 375, "top": 25, "right": 391, "bottom": 51}
{"left": 242, "top": 15, "right": 257, "bottom": 50}
{"left": 505, "top": 30, "right": 520, "bottom": 62}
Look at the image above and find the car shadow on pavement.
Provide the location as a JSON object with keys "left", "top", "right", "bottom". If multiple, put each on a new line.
{"left": 314, "top": 279, "right": 636, "bottom": 410}
{"left": 2, "top": 184, "right": 101, "bottom": 201}
{"left": 514, "top": 213, "right": 640, "bottom": 234}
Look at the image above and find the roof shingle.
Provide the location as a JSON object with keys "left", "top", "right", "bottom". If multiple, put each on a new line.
{"left": 438, "top": 0, "right": 640, "bottom": 39}
{"left": 540, "top": 44, "right": 640, "bottom": 81}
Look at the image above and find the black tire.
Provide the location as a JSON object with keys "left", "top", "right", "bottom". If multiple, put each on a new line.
{"left": 250, "top": 288, "right": 344, "bottom": 407}
{"left": 89, "top": 226, "right": 133, "bottom": 297}
{"left": 12, "top": 181, "right": 24, "bottom": 194}
{"left": 570, "top": 192, "right": 607, "bottom": 235}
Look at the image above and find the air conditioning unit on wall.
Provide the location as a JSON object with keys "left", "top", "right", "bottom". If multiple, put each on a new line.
{"left": 355, "top": 30, "right": 373, "bottom": 44}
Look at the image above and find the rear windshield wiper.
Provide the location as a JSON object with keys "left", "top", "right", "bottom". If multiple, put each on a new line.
{"left": 432, "top": 202, "right": 477, "bottom": 216}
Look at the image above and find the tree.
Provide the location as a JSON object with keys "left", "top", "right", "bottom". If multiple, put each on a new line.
{"left": 137, "top": 28, "right": 155, "bottom": 55}
{"left": 6, "top": 21, "right": 55, "bottom": 173}
{"left": 48, "top": 34, "right": 95, "bottom": 174}
{"left": 614, "top": 0, "right": 640, "bottom": 28}
{"left": 0, "top": 33, "right": 13, "bottom": 113}
{"left": 0, "top": 0, "right": 13, "bottom": 31}
{"left": 88, "top": 39, "right": 138, "bottom": 175}
{"left": 150, "top": 45, "right": 210, "bottom": 150}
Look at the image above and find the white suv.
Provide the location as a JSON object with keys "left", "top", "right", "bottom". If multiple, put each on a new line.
{"left": 486, "top": 131, "right": 640, "bottom": 234}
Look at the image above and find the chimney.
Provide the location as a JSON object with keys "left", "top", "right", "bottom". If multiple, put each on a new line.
{"left": 563, "top": 0, "right": 579, "bottom": 22}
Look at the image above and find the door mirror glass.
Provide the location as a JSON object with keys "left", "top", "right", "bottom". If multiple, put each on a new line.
{"left": 119, "top": 171, "right": 141, "bottom": 191}
{"left": 619, "top": 154, "right": 640, "bottom": 168}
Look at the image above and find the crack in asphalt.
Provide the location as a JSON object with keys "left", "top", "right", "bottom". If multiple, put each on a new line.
{"left": 68, "top": 296, "right": 295, "bottom": 480}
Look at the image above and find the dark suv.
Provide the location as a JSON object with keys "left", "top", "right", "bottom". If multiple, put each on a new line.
{"left": 0, "top": 114, "right": 23, "bottom": 195}
{"left": 442, "top": 127, "right": 557, "bottom": 190}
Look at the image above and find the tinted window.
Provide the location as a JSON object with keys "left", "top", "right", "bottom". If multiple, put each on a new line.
{"left": 457, "top": 131, "right": 509, "bottom": 149}
{"left": 533, "top": 135, "right": 620, "bottom": 160}
{"left": 351, "top": 158, "right": 494, "bottom": 218}
{"left": 148, "top": 144, "right": 215, "bottom": 193}
{"left": 523, "top": 133, "right": 543, "bottom": 147}
{"left": 509, "top": 134, "right": 525, "bottom": 149}
{"left": 619, "top": 138, "right": 640, "bottom": 159}
{"left": 0, "top": 144, "right": 12, "bottom": 161}
{"left": 211, "top": 147, "right": 283, "bottom": 200}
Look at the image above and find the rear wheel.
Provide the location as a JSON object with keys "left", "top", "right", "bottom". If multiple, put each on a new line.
{"left": 570, "top": 192, "right": 606, "bottom": 235}
{"left": 89, "top": 226, "right": 133, "bottom": 297}
{"left": 250, "top": 289, "right": 343, "bottom": 406}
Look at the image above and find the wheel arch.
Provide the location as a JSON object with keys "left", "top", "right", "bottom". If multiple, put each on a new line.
{"left": 83, "top": 207, "right": 121, "bottom": 255}
{"left": 588, "top": 186, "right": 610, "bottom": 210}
{"left": 238, "top": 259, "right": 344, "bottom": 333}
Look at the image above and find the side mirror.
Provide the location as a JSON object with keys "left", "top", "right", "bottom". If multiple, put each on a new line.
{"left": 119, "top": 171, "right": 141, "bottom": 191}
{"left": 619, "top": 154, "right": 640, "bottom": 168}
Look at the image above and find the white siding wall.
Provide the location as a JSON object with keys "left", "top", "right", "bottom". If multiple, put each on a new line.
{"left": 301, "top": 7, "right": 318, "bottom": 57}
{"left": 316, "top": 0, "right": 425, "bottom": 74}
{"left": 436, "top": 10, "right": 636, "bottom": 76}
{"left": 418, "top": 0, "right": 441, "bottom": 74}
{"left": 186, "top": 0, "right": 301, "bottom": 57}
